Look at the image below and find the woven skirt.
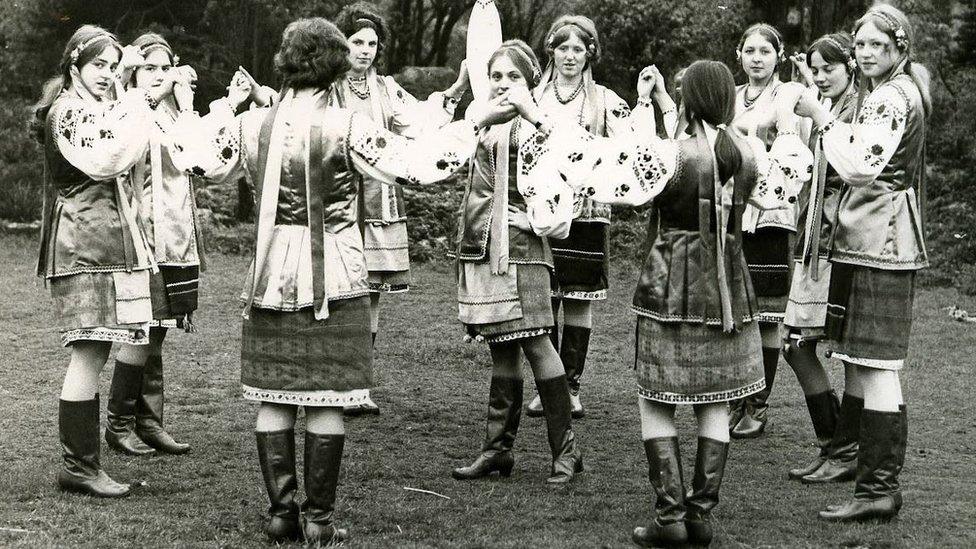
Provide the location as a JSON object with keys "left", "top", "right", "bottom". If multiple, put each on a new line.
{"left": 51, "top": 270, "right": 153, "bottom": 347}
{"left": 364, "top": 222, "right": 410, "bottom": 293}
{"left": 460, "top": 263, "right": 555, "bottom": 344}
{"left": 550, "top": 221, "right": 609, "bottom": 300}
{"left": 825, "top": 263, "right": 916, "bottom": 370}
{"left": 240, "top": 297, "right": 373, "bottom": 406}
{"left": 742, "top": 227, "right": 793, "bottom": 323}
{"left": 149, "top": 265, "right": 200, "bottom": 329}
{"left": 784, "top": 259, "right": 831, "bottom": 334}
{"left": 635, "top": 317, "right": 765, "bottom": 404}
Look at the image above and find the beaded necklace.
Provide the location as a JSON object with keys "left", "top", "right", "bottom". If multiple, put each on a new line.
{"left": 554, "top": 79, "right": 584, "bottom": 104}
{"left": 348, "top": 74, "right": 369, "bottom": 100}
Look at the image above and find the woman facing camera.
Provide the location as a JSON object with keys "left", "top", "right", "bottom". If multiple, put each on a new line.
{"left": 330, "top": 2, "right": 469, "bottom": 416}
{"left": 782, "top": 32, "right": 862, "bottom": 485}
{"left": 794, "top": 3, "right": 930, "bottom": 522}
{"left": 181, "top": 17, "right": 511, "bottom": 543}
{"left": 31, "top": 25, "right": 174, "bottom": 498}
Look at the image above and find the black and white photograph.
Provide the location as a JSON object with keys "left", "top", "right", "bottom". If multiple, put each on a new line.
{"left": 0, "top": 0, "right": 973, "bottom": 546}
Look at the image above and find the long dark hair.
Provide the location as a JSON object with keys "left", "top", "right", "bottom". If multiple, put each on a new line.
{"left": 29, "top": 25, "right": 121, "bottom": 143}
{"left": 274, "top": 18, "right": 352, "bottom": 90}
{"left": 681, "top": 60, "right": 742, "bottom": 183}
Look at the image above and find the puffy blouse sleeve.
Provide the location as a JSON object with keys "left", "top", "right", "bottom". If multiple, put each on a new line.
{"left": 820, "top": 83, "right": 908, "bottom": 187}
{"left": 576, "top": 135, "right": 679, "bottom": 207}
{"left": 603, "top": 89, "right": 634, "bottom": 137}
{"left": 166, "top": 98, "right": 239, "bottom": 174}
{"left": 51, "top": 89, "right": 155, "bottom": 180}
{"left": 385, "top": 77, "right": 458, "bottom": 138}
{"left": 346, "top": 111, "right": 478, "bottom": 185}
{"left": 512, "top": 122, "right": 596, "bottom": 239}
{"left": 746, "top": 134, "right": 810, "bottom": 210}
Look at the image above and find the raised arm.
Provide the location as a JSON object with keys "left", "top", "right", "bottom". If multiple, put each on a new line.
{"left": 386, "top": 69, "right": 467, "bottom": 138}
{"left": 745, "top": 133, "right": 810, "bottom": 210}
{"left": 52, "top": 89, "right": 156, "bottom": 180}
{"left": 819, "top": 84, "right": 907, "bottom": 187}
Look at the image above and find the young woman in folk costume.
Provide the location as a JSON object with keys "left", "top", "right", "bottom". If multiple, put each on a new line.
{"left": 780, "top": 33, "right": 863, "bottom": 485}
{"left": 180, "top": 17, "right": 512, "bottom": 542}
{"left": 727, "top": 23, "right": 810, "bottom": 439}
{"left": 452, "top": 39, "right": 599, "bottom": 484}
{"left": 576, "top": 60, "right": 810, "bottom": 547}
{"left": 330, "top": 2, "right": 470, "bottom": 416}
{"left": 523, "top": 15, "right": 640, "bottom": 419}
{"left": 102, "top": 33, "right": 204, "bottom": 458}
{"left": 793, "top": 3, "right": 930, "bottom": 522}
{"left": 30, "top": 25, "right": 183, "bottom": 497}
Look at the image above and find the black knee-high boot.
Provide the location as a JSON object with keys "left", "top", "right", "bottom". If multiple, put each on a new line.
{"left": 136, "top": 354, "right": 190, "bottom": 454}
{"left": 802, "top": 393, "right": 862, "bottom": 483}
{"left": 106, "top": 360, "right": 156, "bottom": 456}
{"left": 788, "top": 390, "right": 840, "bottom": 479}
{"left": 731, "top": 347, "right": 779, "bottom": 438}
{"left": 453, "top": 376, "right": 523, "bottom": 479}
{"left": 256, "top": 429, "right": 301, "bottom": 541}
{"left": 58, "top": 396, "right": 131, "bottom": 498}
{"left": 560, "top": 325, "right": 590, "bottom": 419}
{"left": 303, "top": 432, "right": 348, "bottom": 544}
{"left": 819, "top": 408, "right": 905, "bottom": 522}
{"left": 686, "top": 438, "right": 729, "bottom": 546}
{"left": 632, "top": 437, "right": 688, "bottom": 547}
{"left": 536, "top": 375, "right": 583, "bottom": 484}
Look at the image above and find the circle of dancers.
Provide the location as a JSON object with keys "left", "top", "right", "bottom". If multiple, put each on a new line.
{"left": 29, "top": 1, "right": 930, "bottom": 546}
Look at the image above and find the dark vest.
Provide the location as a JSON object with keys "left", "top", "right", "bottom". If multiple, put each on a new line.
{"left": 632, "top": 135, "right": 760, "bottom": 328}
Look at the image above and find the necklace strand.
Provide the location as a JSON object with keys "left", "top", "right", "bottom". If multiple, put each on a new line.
{"left": 554, "top": 79, "right": 584, "bottom": 104}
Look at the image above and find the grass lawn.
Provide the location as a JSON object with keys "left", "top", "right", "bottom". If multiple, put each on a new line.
{"left": 0, "top": 232, "right": 974, "bottom": 548}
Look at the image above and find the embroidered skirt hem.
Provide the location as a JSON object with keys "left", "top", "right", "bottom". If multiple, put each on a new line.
{"left": 550, "top": 221, "right": 609, "bottom": 297}
{"left": 368, "top": 270, "right": 410, "bottom": 294}
{"left": 461, "top": 263, "right": 555, "bottom": 343}
{"left": 635, "top": 317, "right": 764, "bottom": 403}
{"left": 61, "top": 326, "right": 149, "bottom": 347}
{"left": 242, "top": 385, "right": 370, "bottom": 407}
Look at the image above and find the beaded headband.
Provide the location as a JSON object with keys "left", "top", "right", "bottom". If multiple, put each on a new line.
{"left": 69, "top": 33, "right": 119, "bottom": 65}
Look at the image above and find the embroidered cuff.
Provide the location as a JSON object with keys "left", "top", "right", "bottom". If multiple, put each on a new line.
{"left": 637, "top": 97, "right": 654, "bottom": 109}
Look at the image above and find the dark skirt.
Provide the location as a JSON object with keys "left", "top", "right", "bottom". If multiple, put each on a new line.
{"left": 241, "top": 297, "right": 373, "bottom": 395}
{"left": 825, "top": 263, "right": 916, "bottom": 366}
{"left": 551, "top": 221, "right": 609, "bottom": 300}
{"left": 150, "top": 265, "right": 200, "bottom": 322}
{"left": 468, "top": 264, "right": 555, "bottom": 344}
{"left": 742, "top": 227, "right": 793, "bottom": 322}
{"left": 635, "top": 317, "right": 765, "bottom": 404}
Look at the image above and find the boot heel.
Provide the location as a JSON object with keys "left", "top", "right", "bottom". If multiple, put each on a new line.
{"left": 499, "top": 462, "right": 514, "bottom": 477}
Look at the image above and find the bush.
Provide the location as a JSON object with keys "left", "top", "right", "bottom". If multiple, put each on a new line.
{"left": 0, "top": 100, "right": 43, "bottom": 222}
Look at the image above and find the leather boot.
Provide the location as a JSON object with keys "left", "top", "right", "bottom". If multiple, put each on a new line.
{"left": 728, "top": 398, "right": 745, "bottom": 430}
{"left": 256, "top": 429, "right": 301, "bottom": 542}
{"left": 561, "top": 325, "right": 590, "bottom": 419}
{"left": 58, "top": 397, "right": 131, "bottom": 498}
{"left": 731, "top": 347, "right": 778, "bottom": 439}
{"left": 106, "top": 361, "right": 156, "bottom": 456}
{"left": 789, "top": 390, "right": 840, "bottom": 479}
{"left": 303, "top": 432, "right": 348, "bottom": 545}
{"left": 537, "top": 375, "right": 583, "bottom": 484}
{"left": 819, "top": 409, "right": 904, "bottom": 522}
{"left": 632, "top": 437, "right": 688, "bottom": 548}
{"left": 453, "top": 377, "right": 523, "bottom": 480}
{"left": 136, "top": 354, "right": 190, "bottom": 454}
{"left": 802, "top": 393, "right": 862, "bottom": 484}
{"left": 686, "top": 437, "right": 729, "bottom": 546}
